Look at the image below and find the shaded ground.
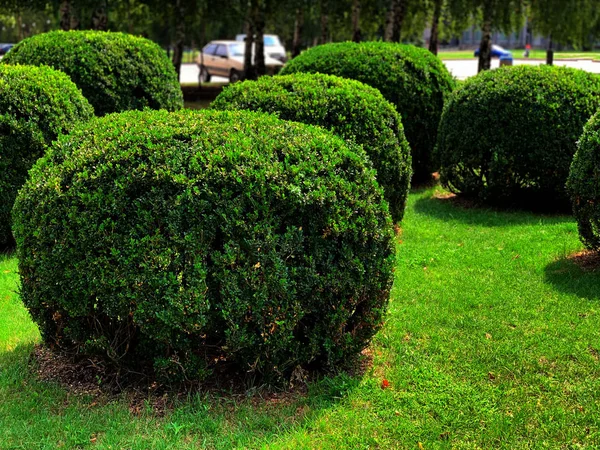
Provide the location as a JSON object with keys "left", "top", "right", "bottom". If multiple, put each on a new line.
{"left": 182, "top": 83, "right": 224, "bottom": 110}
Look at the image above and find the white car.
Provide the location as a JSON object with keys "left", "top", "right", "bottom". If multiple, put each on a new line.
{"left": 235, "top": 34, "right": 287, "bottom": 62}
{"left": 197, "top": 40, "right": 284, "bottom": 83}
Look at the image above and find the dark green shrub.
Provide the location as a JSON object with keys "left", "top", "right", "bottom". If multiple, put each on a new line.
{"left": 0, "top": 64, "right": 93, "bottom": 247}
{"left": 567, "top": 112, "right": 600, "bottom": 249}
{"left": 3, "top": 30, "right": 183, "bottom": 116}
{"left": 14, "top": 109, "right": 395, "bottom": 382}
{"left": 211, "top": 73, "right": 412, "bottom": 222}
{"left": 281, "top": 41, "right": 455, "bottom": 181}
{"left": 437, "top": 65, "right": 600, "bottom": 207}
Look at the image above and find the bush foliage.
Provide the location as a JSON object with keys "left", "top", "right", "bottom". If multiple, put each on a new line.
{"left": 281, "top": 41, "right": 455, "bottom": 181}
{"left": 437, "top": 65, "right": 600, "bottom": 207}
{"left": 567, "top": 112, "right": 600, "bottom": 249}
{"left": 211, "top": 73, "right": 412, "bottom": 221}
{"left": 3, "top": 30, "right": 183, "bottom": 116}
{"left": 0, "top": 64, "right": 93, "bottom": 247}
{"left": 14, "top": 109, "right": 395, "bottom": 382}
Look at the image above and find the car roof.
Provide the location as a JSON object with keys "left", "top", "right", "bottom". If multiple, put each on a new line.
{"left": 205, "top": 40, "right": 240, "bottom": 45}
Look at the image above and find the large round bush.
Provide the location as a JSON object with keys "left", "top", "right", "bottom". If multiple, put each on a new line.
{"left": 14, "top": 109, "right": 395, "bottom": 382}
{"left": 0, "top": 64, "right": 93, "bottom": 247}
{"left": 211, "top": 73, "right": 412, "bottom": 222}
{"left": 567, "top": 112, "right": 600, "bottom": 249}
{"left": 437, "top": 66, "right": 600, "bottom": 207}
{"left": 281, "top": 41, "right": 455, "bottom": 181}
{"left": 3, "top": 30, "right": 183, "bottom": 116}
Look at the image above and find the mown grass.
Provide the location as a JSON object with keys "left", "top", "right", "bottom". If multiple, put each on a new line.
{"left": 439, "top": 49, "right": 600, "bottom": 60}
{"left": 2, "top": 185, "right": 600, "bottom": 449}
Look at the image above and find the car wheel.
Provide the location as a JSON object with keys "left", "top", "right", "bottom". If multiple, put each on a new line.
{"left": 199, "top": 65, "right": 211, "bottom": 83}
{"left": 229, "top": 69, "right": 241, "bottom": 83}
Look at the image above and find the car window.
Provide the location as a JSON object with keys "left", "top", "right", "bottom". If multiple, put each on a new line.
{"left": 203, "top": 44, "right": 217, "bottom": 55}
{"left": 263, "top": 36, "right": 278, "bottom": 46}
{"left": 229, "top": 43, "right": 245, "bottom": 57}
{"left": 215, "top": 44, "right": 228, "bottom": 57}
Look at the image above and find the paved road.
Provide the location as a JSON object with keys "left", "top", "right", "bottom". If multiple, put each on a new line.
{"left": 181, "top": 63, "right": 228, "bottom": 84}
{"left": 180, "top": 58, "right": 600, "bottom": 85}
{"left": 444, "top": 58, "right": 600, "bottom": 80}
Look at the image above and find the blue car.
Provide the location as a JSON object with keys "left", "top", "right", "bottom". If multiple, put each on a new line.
{"left": 0, "top": 43, "right": 14, "bottom": 55}
{"left": 474, "top": 44, "right": 512, "bottom": 58}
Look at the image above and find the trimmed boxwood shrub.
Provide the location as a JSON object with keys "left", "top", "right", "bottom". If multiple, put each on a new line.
{"left": 211, "top": 73, "right": 412, "bottom": 222}
{"left": 0, "top": 64, "right": 93, "bottom": 247}
{"left": 14, "top": 109, "right": 395, "bottom": 382}
{"left": 437, "top": 65, "right": 600, "bottom": 207}
{"left": 567, "top": 112, "right": 600, "bottom": 249}
{"left": 281, "top": 41, "right": 455, "bottom": 181}
{"left": 3, "top": 30, "right": 183, "bottom": 116}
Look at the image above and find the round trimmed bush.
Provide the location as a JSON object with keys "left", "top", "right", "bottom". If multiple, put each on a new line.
{"left": 281, "top": 41, "right": 455, "bottom": 181}
{"left": 0, "top": 64, "right": 93, "bottom": 247}
{"left": 3, "top": 30, "right": 183, "bottom": 116}
{"left": 211, "top": 73, "right": 412, "bottom": 222}
{"left": 567, "top": 112, "right": 600, "bottom": 249}
{"left": 14, "top": 109, "right": 395, "bottom": 382}
{"left": 437, "top": 65, "right": 600, "bottom": 207}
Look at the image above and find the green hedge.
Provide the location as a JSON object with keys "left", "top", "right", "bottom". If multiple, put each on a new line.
{"left": 3, "top": 30, "right": 183, "bottom": 116}
{"left": 0, "top": 64, "right": 93, "bottom": 247}
{"left": 14, "top": 109, "right": 395, "bottom": 382}
{"left": 211, "top": 73, "right": 412, "bottom": 222}
{"left": 281, "top": 41, "right": 455, "bottom": 181}
{"left": 437, "top": 65, "right": 600, "bottom": 207}
{"left": 567, "top": 112, "right": 600, "bottom": 249}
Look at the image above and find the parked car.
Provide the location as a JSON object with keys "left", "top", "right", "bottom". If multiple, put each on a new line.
{"left": 0, "top": 43, "right": 14, "bottom": 56}
{"left": 235, "top": 34, "right": 287, "bottom": 62}
{"left": 474, "top": 44, "right": 512, "bottom": 58}
{"left": 197, "top": 40, "right": 284, "bottom": 83}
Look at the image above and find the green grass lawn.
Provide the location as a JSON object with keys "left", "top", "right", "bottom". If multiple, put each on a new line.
{"left": 2, "top": 185, "right": 600, "bottom": 449}
{"left": 439, "top": 49, "right": 600, "bottom": 60}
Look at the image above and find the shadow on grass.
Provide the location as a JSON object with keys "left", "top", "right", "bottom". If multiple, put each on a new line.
{"left": 0, "top": 343, "right": 34, "bottom": 387}
{"left": 413, "top": 191, "right": 573, "bottom": 228}
{"left": 544, "top": 251, "right": 600, "bottom": 300}
{"left": 0, "top": 341, "right": 363, "bottom": 448}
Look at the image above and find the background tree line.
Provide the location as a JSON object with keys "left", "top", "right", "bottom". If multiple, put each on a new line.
{"left": 1, "top": 0, "right": 600, "bottom": 77}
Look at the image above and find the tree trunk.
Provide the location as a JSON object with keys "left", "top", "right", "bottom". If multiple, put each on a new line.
{"left": 59, "top": 0, "right": 82, "bottom": 31}
{"left": 319, "top": 2, "right": 328, "bottom": 44}
{"left": 127, "top": 0, "right": 134, "bottom": 34}
{"left": 546, "top": 34, "right": 554, "bottom": 65}
{"left": 70, "top": 2, "right": 80, "bottom": 30}
{"left": 255, "top": 2, "right": 266, "bottom": 77}
{"left": 428, "top": 0, "right": 442, "bottom": 55}
{"left": 60, "top": 0, "right": 71, "bottom": 30}
{"left": 384, "top": 0, "right": 394, "bottom": 41}
{"left": 17, "top": 14, "right": 23, "bottom": 41}
{"left": 351, "top": 0, "right": 361, "bottom": 43}
{"left": 292, "top": 7, "right": 304, "bottom": 57}
{"left": 172, "top": 0, "right": 186, "bottom": 81}
{"left": 92, "top": 2, "right": 108, "bottom": 31}
{"left": 391, "top": 0, "right": 406, "bottom": 43}
{"left": 477, "top": 14, "right": 492, "bottom": 72}
{"left": 243, "top": 10, "right": 256, "bottom": 80}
